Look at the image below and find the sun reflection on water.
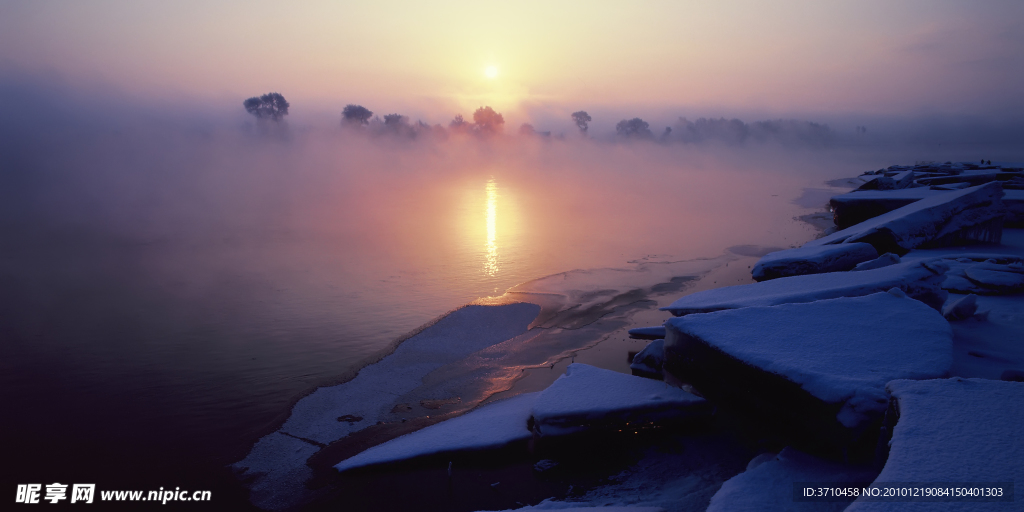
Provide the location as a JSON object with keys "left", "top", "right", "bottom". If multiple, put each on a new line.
{"left": 484, "top": 178, "right": 499, "bottom": 276}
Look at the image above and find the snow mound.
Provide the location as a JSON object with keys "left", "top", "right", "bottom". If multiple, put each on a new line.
{"left": 807, "top": 182, "right": 1005, "bottom": 255}
{"left": 752, "top": 243, "right": 878, "bottom": 281}
{"left": 335, "top": 392, "right": 537, "bottom": 472}
{"left": 662, "top": 261, "right": 946, "bottom": 316}
{"left": 845, "top": 378, "right": 1024, "bottom": 510}
{"left": 531, "top": 364, "right": 709, "bottom": 437}
{"left": 707, "top": 447, "right": 876, "bottom": 512}
{"left": 630, "top": 339, "right": 665, "bottom": 379}
{"left": 664, "top": 292, "right": 952, "bottom": 450}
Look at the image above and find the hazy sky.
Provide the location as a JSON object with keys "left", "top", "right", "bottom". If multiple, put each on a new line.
{"left": 2, "top": 0, "right": 1023, "bottom": 123}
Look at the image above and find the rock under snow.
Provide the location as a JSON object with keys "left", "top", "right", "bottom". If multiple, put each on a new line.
{"left": 663, "top": 292, "right": 952, "bottom": 455}
{"left": 845, "top": 378, "right": 1024, "bottom": 510}
{"left": 662, "top": 261, "right": 947, "bottom": 316}
{"left": 808, "top": 182, "right": 1005, "bottom": 255}
{"left": 530, "top": 364, "right": 710, "bottom": 437}
{"left": 751, "top": 243, "right": 879, "bottom": 281}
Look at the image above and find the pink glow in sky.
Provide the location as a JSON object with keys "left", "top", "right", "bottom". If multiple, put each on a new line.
{"left": 2, "top": 1, "right": 1022, "bottom": 122}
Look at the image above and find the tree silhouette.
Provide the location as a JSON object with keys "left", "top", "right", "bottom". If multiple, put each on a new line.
{"left": 473, "top": 106, "right": 505, "bottom": 134}
{"left": 342, "top": 105, "right": 373, "bottom": 125}
{"left": 571, "top": 111, "right": 592, "bottom": 134}
{"left": 243, "top": 93, "right": 289, "bottom": 121}
{"left": 615, "top": 118, "right": 653, "bottom": 139}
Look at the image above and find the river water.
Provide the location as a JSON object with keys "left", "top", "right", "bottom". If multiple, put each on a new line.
{"left": 0, "top": 122, "right": 937, "bottom": 505}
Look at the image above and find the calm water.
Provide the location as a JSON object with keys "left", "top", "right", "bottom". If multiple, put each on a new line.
{"left": 0, "top": 125, "right": 904, "bottom": 503}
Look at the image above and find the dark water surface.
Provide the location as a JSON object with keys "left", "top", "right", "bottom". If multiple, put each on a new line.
{"left": 1, "top": 117, "right": 941, "bottom": 507}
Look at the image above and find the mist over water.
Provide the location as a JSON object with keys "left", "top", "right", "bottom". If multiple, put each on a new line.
{"left": 2, "top": 78, "right": 1022, "bottom": 500}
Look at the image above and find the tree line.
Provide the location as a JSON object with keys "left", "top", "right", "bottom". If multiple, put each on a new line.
{"left": 242, "top": 92, "right": 832, "bottom": 145}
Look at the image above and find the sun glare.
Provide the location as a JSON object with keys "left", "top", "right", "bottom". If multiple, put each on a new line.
{"left": 484, "top": 66, "right": 499, "bottom": 79}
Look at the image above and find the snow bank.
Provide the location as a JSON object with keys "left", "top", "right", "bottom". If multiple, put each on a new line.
{"left": 845, "top": 378, "right": 1024, "bottom": 510}
{"left": 664, "top": 292, "right": 952, "bottom": 452}
{"left": 707, "top": 447, "right": 876, "bottom": 512}
{"left": 662, "top": 261, "right": 946, "bottom": 316}
{"left": 807, "top": 182, "right": 1005, "bottom": 255}
{"left": 752, "top": 243, "right": 878, "bottom": 281}
{"left": 531, "top": 364, "right": 709, "bottom": 437}
{"left": 335, "top": 392, "right": 537, "bottom": 472}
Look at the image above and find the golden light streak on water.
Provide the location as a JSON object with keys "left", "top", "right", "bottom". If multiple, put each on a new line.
{"left": 484, "top": 178, "right": 499, "bottom": 276}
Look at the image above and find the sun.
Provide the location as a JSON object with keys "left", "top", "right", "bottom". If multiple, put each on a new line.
{"left": 484, "top": 65, "right": 499, "bottom": 79}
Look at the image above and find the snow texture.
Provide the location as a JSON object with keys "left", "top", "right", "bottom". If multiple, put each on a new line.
{"left": 807, "top": 182, "right": 1005, "bottom": 253}
{"left": 942, "top": 294, "right": 978, "bottom": 320}
{"left": 531, "top": 364, "right": 709, "bottom": 436}
{"left": 751, "top": 243, "right": 878, "bottom": 281}
{"left": 334, "top": 392, "right": 538, "bottom": 472}
{"left": 665, "top": 292, "right": 952, "bottom": 429}
{"left": 707, "top": 447, "right": 876, "bottom": 512}
{"left": 852, "top": 253, "right": 900, "bottom": 271}
{"left": 662, "top": 261, "right": 945, "bottom": 316}
{"left": 924, "top": 254, "right": 1024, "bottom": 295}
{"left": 845, "top": 378, "right": 1024, "bottom": 511}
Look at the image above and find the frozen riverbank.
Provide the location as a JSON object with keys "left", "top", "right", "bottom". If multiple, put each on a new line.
{"left": 232, "top": 178, "right": 854, "bottom": 510}
{"left": 297, "top": 164, "right": 1024, "bottom": 512}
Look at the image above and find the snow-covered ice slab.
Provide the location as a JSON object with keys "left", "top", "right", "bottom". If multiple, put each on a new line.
{"left": 234, "top": 303, "right": 540, "bottom": 510}
{"left": 531, "top": 364, "right": 710, "bottom": 437}
{"left": 752, "top": 243, "right": 878, "bottom": 281}
{"left": 926, "top": 254, "right": 1024, "bottom": 295}
{"left": 707, "top": 447, "right": 876, "bottom": 512}
{"left": 662, "top": 261, "right": 946, "bottom": 316}
{"left": 845, "top": 378, "right": 1024, "bottom": 510}
{"left": 829, "top": 188, "right": 942, "bottom": 229}
{"left": 335, "top": 392, "right": 538, "bottom": 473}
{"left": 664, "top": 292, "right": 952, "bottom": 454}
{"left": 807, "top": 182, "right": 1005, "bottom": 255}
